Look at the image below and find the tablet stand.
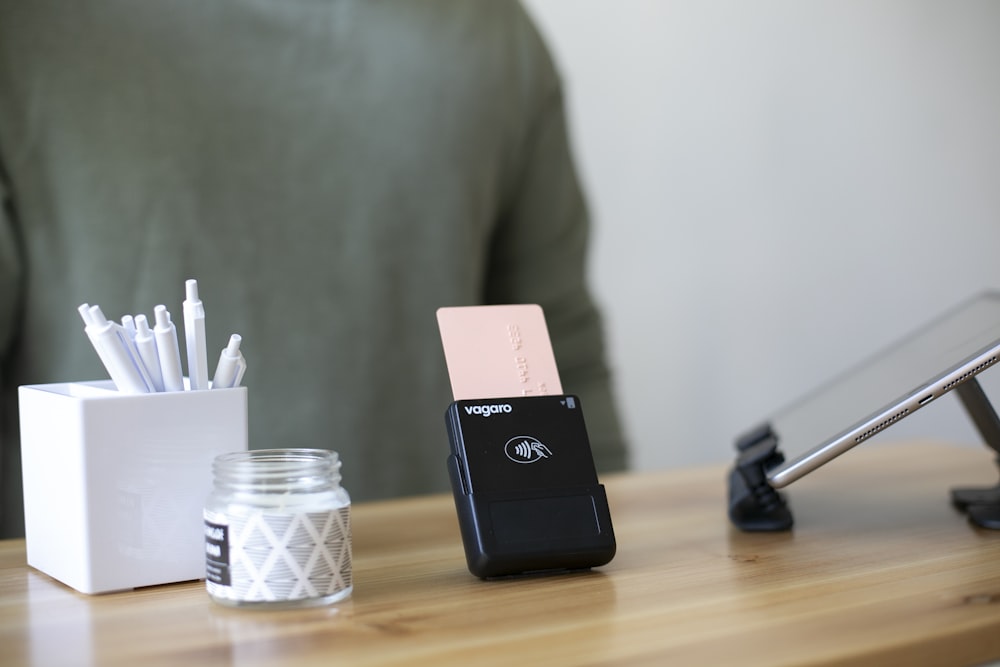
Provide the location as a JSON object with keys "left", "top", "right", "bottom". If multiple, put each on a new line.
{"left": 727, "top": 423, "right": 794, "bottom": 531}
{"left": 951, "top": 378, "right": 1000, "bottom": 530}
{"left": 727, "top": 377, "right": 1000, "bottom": 532}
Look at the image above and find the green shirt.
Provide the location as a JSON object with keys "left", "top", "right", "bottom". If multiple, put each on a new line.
{"left": 0, "top": 0, "right": 628, "bottom": 537}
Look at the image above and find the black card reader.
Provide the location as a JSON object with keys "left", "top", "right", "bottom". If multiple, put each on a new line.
{"left": 445, "top": 394, "right": 616, "bottom": 578}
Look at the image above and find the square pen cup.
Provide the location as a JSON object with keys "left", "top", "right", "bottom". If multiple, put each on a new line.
{"left": 18, "top": 380, "right": 248, "bottom": 594}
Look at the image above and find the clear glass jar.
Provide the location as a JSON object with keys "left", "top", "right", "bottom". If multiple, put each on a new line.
{"left": 204, "top": 449, "right": 352, "bottom": 608}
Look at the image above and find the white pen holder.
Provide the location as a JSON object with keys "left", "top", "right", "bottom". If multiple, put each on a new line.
{"left": 18, "top": 381, "right": 248, "bottom": 594}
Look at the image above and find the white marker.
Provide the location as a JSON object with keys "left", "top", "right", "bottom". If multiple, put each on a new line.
{"left": 83, "top": 305, "right": 152, "bottom": 394}
{"left": 133, "top": 314, "right": 164, "bottom": 392}
{"left": 211, "top": 334, "right": 247, "bottom": 389}
{"left": 183, "top": 279, "right": 209, "bottom": 390}
{"left": 154, "top": 305, "right": 185, "bottom": 392}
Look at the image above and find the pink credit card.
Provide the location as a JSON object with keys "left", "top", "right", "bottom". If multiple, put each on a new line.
{"left": 436, "top": 304, "right": 563, "bottom": 401}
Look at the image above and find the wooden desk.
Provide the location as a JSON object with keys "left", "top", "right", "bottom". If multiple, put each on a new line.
{"left": 2, "top": 441, "right": 1000, "bottom": 666}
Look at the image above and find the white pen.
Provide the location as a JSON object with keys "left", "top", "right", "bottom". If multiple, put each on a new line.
{"left": 153, "top": 305, "right": 185, "bottom": 392}
{"left": 83, "top": 305, "right": 152, "bottom": 394}
{"left": 133, "top": 313, "right": 164, "bottom": 392}
{"left": 183, "top": 279, "right": 209, "bottom": 391}
{"left": 78, "top": 303, "right": 120, "bottom": 388}
{"left": 211, "top": 334, "right": 247, "bottom": 389}
{"left": 121, "top": 314, "right": 137, "bottom": 341}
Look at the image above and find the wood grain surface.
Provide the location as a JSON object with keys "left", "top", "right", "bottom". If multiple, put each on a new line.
{"left": 2, "top": 441, "right": 999, "bottom": 666}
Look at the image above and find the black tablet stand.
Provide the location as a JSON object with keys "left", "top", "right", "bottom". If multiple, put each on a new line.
{"left": 727, "top": 423, "right": 793, "bottom": 531}
{"left": 728, "top": 377, "right": 1000, "bottom": 532}
{"left": 950, "top": 378, "right": 1000, "bottom": 529}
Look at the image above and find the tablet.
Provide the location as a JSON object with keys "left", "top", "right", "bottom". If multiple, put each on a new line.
{"left": 749, "top": 291, "right": 1000, "bottom": 489}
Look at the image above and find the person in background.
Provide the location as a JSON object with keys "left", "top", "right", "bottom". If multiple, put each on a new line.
{"left": 0, "top": 0, "right": 629, "bottom": 537}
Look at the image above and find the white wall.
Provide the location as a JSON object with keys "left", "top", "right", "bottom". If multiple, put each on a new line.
{"left": 523, "top": 0, "right": 1000, "bottom": 471}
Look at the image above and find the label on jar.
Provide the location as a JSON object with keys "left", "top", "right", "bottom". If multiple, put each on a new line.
{"left": 203, "top": 507, "right": 352, "bottom": 603}
{"left": 204, "top": 519, "right": 231, "bottom": 586}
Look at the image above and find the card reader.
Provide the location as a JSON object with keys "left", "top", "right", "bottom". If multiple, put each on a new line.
{"left": 445, "top": 394, "right": 616, "bottom": 578}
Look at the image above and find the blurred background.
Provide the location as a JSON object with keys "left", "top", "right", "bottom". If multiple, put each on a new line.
{"left": 522, "top": 0, "right": 1000, "bottom": 471}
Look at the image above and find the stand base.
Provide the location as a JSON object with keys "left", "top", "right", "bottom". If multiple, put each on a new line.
{"left": 952, "top": 482, "right": 1000, "bottom": 512}
{"left": 951, "top": 464, "right": 1000, "bottom": 529}
{"left": 965, "top": 504, "right": 1000, "bottom": 530}
{"left": 727, "top": 424, "right": 793, "bottom": 532}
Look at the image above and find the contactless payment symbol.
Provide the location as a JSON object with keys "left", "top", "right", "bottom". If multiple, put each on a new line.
{"left": 504, "top": 436, "right": 553, "bottom": 464}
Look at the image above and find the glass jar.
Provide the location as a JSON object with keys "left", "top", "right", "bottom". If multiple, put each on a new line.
{"left": 203, "top": 449, "right": 353, "bottom": 608}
